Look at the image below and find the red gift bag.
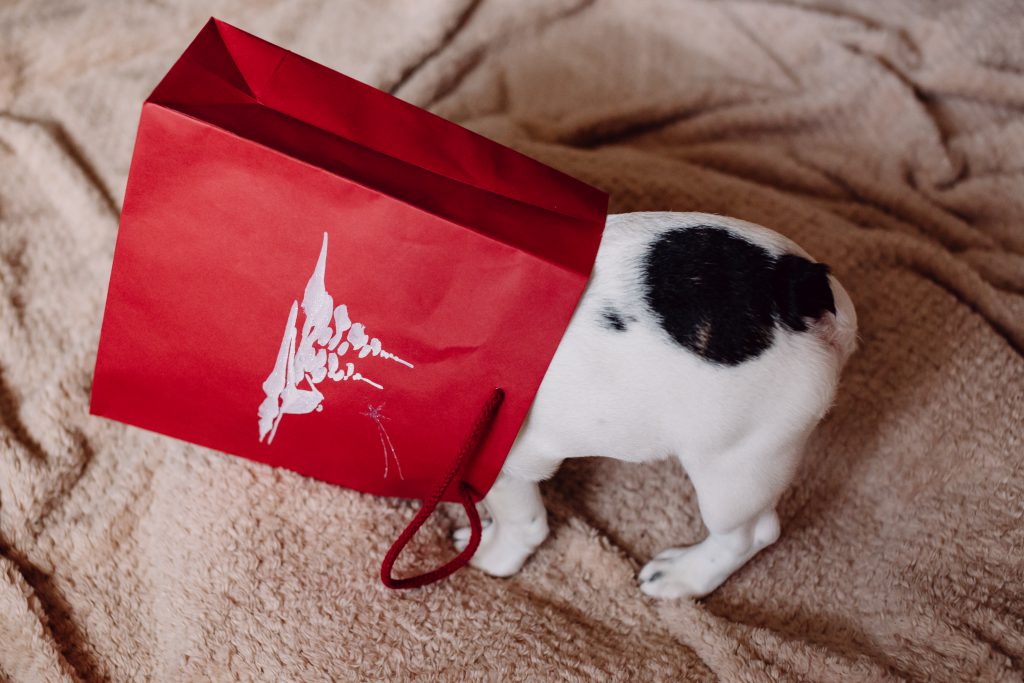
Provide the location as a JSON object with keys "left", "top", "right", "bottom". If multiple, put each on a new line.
{"left": 90, "top": 19, "right": 607, "bottom": 587}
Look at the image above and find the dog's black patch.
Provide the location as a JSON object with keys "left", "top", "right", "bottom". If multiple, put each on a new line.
{"left": 601, "top": 307, "right": 628, "bottom": 331}
{"left": 772, "top": 253, "right": 836, "bottom": 332}
{"left": 643, "top": 227, "right": 835, "bottom": 365}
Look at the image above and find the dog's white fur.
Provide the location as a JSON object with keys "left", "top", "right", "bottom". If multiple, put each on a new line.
{"left": 454, "top": 212, "right": 857, "bottom": 599}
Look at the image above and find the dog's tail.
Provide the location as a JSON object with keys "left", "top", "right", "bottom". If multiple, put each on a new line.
{"left": 773, "top": 255, "right": 858, "bottom": 365}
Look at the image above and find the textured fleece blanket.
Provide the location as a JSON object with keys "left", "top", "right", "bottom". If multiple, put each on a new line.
{"left": 1, "top": 1, "right": 1022, "bottom": 681}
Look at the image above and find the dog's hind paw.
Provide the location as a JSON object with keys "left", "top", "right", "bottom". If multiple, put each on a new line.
{"left": 638, "top": 548, "right": 712, "bottom": 599}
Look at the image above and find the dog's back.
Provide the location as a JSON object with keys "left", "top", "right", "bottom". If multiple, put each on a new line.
{"left": 464, "top": 212, "right": 856, "bottom": 598}
{"left": 506, "top": 212, "right": 856, "bottom": 479}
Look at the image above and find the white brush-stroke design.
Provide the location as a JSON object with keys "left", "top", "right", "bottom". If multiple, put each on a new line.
{"left": 362, "top": 403, "right": 404, "bottom": 480}
{"left": 258, "top": 232, "right": 414, "bottom": 445}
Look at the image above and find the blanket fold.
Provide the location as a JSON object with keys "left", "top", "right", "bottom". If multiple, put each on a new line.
{"left": 1, "top": 1, "right": 1021, "bottom": 680}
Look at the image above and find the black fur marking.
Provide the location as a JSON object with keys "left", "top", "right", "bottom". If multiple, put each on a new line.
{"left": 601, "top": 307, "right": 628, "bottom": 331}
{"left": 772, "top": 254, "right": 835, "bottom": 331}
{"left": 643, "top": 227, "right": 835, "bottom": 365}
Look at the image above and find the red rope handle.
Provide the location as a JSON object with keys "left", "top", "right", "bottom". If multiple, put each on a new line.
{"left": 380, "top": 388, "right": 505, "bottom": 589}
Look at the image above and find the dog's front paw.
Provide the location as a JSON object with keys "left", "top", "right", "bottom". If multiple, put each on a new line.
{"left": 451, "top": 519, "right": 491, "bottom": 556}
{"left": 638, "top": 547, "right": 716, "bottom": 599}
{"left": 452, "top": 517, "right": 547, "bottom": 578}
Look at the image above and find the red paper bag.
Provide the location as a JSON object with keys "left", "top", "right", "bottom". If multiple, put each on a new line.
{"left": 90, "top": 18, "right": 607, "bottom": 587}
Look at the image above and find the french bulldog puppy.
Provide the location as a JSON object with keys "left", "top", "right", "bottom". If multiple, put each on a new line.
{"left": 454, "top": 212, "right": 857, "bottom": 599}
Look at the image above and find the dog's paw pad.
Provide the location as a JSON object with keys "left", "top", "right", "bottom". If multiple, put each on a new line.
{"left": 638, "top": 549, "right": 705, "bottom": 600}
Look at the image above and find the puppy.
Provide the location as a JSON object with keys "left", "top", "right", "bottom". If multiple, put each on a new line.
{"left": 453, "top": 212, "right": 857, "bottom": 599}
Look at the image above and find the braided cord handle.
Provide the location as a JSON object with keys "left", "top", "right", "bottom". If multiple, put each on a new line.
{"left": 380, "top": 388, "right": 505, "bottom": 589}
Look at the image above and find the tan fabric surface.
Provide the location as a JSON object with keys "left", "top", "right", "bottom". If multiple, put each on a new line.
{"left": 2, "top": 1, "right": 1022, "bottom": 680}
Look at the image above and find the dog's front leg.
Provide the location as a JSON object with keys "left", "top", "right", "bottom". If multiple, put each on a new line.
{"left": 452, "top": 472, "right": 549, "bottom": 577}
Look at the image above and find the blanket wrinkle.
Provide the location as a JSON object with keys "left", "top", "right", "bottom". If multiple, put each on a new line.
{"left": 0, "top": 556, "right": 79, "bottom": 683}
{"left": 0, "top": 114, "right": 119, "bottom": 236}
{"left": 398, "top": 0, "right": 598, "bottom": 110}
{"left": 1, "top": 551, "right": 90, "bottom": 683}
{"left": 387, "top": 0, "right": 482, "bottom": 96}
{"left": 0, "top": 115, "right": 116, "bottom": 216}
{"left": 0, "top": 369, "right": 48, "bottom": 464}
{"left": 2, "top": 0, "right": 1024, "bottom": 681}
{"left": 718, "top": 5, "right": 803, "bottom": 88}
{"left": 27, "top": 430, "right": 93, "bottom": 538}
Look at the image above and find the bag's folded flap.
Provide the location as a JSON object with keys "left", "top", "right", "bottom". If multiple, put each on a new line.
{"left": 149, "top": 18, "right": 607, "bottom": 276}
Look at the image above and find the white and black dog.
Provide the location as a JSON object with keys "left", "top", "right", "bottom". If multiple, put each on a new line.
{"left": 454, "top": 212, "right": 857, "bottom": 599}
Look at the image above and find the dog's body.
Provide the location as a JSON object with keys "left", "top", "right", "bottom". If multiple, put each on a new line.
{"left": 454, "top": 212, "right": 857, "bottom": 599}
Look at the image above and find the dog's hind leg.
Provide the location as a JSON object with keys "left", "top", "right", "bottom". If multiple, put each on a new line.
{"left": 638, "top": 437, "right": 805, "bottom": 599}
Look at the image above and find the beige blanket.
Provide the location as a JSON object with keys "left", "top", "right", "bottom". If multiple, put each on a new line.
{"left": 2, "top": 1, "right": 1022, "bottom": 680}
